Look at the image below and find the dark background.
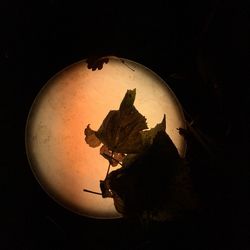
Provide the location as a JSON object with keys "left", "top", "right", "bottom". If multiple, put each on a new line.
{"left": 1, "top": 1, "right": 250, "bottom": 249}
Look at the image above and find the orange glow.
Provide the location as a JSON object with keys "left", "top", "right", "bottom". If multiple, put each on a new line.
{"left": 26, "top": 57, "right": 186, "bottom": 218}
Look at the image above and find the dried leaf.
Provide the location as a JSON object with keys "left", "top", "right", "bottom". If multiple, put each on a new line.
{"left": 141, "top": 114, "right": 166, "bottom": 148}
{"left": 84, "top": 124, "right": 101, "bottom": 148}
{"left": 96, "top": 89, "right": 148, "bottom": 153}
{"left": 86, "top": 56, "right": 109, "bottom": 71}
{"left": 106, "top": 130, "right": 193, "bottom": 221}
{"left": 120, "top": 116, "right": 166, "bottom": 168}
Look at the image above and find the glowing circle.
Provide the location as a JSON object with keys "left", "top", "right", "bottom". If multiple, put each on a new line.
{"left": 25, "top": 57, "right": 186, "bottom": 219}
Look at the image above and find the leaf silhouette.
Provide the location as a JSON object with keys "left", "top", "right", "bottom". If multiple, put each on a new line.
{"left": 86, "top": 56, "right": 109, "bottom": 71}
{"left": 84, "top": 124, "right": 101, "bottom": 147}
{"left": 140, "top": 114, "right": 166, "bottom": 148}
{"left": 102, "top": 130, "right": 196, "bottom": 221}
{"left": 120, "top": 114, "right": 166, "bottom": 168}
{"left": 83, "top": 88, "right": 197, "bottom": 222}
{"left": 96, "top": 89, "right": 148, "bottom": 153}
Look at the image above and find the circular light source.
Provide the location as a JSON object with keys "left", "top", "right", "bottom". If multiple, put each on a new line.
{"left": 25, "top": 57, "right": 186, "bottom": 219}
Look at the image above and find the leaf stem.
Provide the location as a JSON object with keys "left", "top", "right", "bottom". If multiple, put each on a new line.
{"left": 106, "top": 163, "right": 111, "bottom": 178}
{"left": 83, "top": 189, "right": 102, "bottom": 195}
{"left": 105, "top": 151, "right": 114, "bottom": 178}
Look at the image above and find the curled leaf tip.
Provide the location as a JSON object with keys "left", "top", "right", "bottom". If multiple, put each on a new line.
{"left": 84, "top": 124, "right": 101, "bottom": 148}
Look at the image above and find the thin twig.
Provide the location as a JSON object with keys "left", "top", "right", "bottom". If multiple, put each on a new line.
{"left": 83, "top": 189, "right": 102, "bottom": 195}
{"left": 106, "top": 151, "right": 115, "bottom": 178}
{"left": 120, "top": 59, "right": 135, "bottom": 71}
